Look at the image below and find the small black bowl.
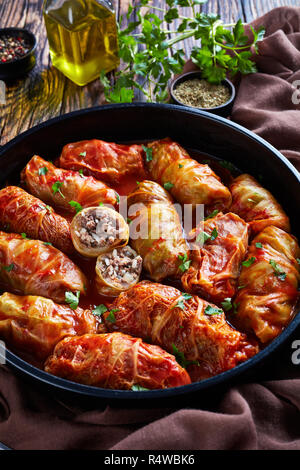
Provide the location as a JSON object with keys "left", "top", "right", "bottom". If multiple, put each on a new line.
{"left": 0, "top": 27, "right": 37, "bottom": 81}
{"left": 170, "top": 71, "right": 235, "bottom": 118}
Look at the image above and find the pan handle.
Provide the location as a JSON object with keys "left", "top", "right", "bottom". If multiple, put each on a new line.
{"left": 0, "top": 441, "right": 11, "bottom": 450}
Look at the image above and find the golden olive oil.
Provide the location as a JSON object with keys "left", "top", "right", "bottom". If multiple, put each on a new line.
{"left": 43, "top": 0, "right": 119, "bottom": 86}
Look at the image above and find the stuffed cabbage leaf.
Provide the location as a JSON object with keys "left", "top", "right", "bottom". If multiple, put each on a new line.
{"left": 104, "top": 281, "right": 258, "bottom": 381}
{"left": 234, "top": 225, "right": 300, "bottom": 343}
{"left": 45, "top": 332, "right": 191, "bottom": 389}
{"left": 0, "top": 232, "right": 87, "bottom": 303}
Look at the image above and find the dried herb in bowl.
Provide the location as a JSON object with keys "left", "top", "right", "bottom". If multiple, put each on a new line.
{"left": 173, "top": 78, "right": 231, "bottom": 109}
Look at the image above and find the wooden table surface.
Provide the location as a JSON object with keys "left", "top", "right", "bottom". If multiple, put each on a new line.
{"left": 0, "top": 0, "right": 299, "bottom": 146}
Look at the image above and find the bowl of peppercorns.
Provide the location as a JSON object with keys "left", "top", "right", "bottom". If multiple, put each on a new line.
{"left": 0, "top": 28, "right": 37, "bottom": 81}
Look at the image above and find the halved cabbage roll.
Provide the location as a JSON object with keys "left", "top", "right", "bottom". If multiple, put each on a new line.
{"left": 70, "top": 206, "right": 129, "bottom": 258}
{"left": 234, "top": 225, "right": 300, "bottom": 343}
{"left": 0, "top": 186, "right": 73, "bottom": 254}
{"left": 45, "top": 332, "right": 191, "bottom": 390}
{"left": 104, "top": 281, "right": 258, "bottom": 381}
{"left": 127, "top": 180, "right": 189, "bottom": 281}
{"left": 0, "top": 292, "right": 99, "bottom": 359}
{"left": 21, "top": 155, "right": 117, "bottom": 213}
{"left": 229, "top": 174, "right": 290, "bottom": 235}
{"left": 57, "top": 139, "right": 147, "bottom": 184}
{"left": 182, "top": 212, "right": 249, "bottom": 304}
{"left": 0, "top": 232, "right": 87, "bottom": 303}
{"left": 145, "top": 138, "right": 232, "bottom": 212}
{"left": 95, "top": 246, "right": 142, "bottom": 296}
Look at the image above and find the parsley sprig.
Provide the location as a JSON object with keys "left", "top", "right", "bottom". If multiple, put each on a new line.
{"left": 172, "top": 344, "right": 199, "bottom": 369}
{"left": 52, "top": 181, "right": 65, "bottom": 199}
{"left": 65, "top": 291, "right": 80, "bottom": 310}
{"left": 269, "top": 259, "right": 286, "bottom": 281}
{"left": 178, "top": 253, "right": 191, "bottom": 273}
{"left": 100, "top": 1, "right": 265, "bottom": 103}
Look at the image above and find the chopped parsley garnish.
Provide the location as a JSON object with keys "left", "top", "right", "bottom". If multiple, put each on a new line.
{"left": 178, "top": 163, "right": 184, "bottom": 169}
{"left": 269, "top": 259, "right": 286, "bottom": 281}
{"left": 142, "top": 145, "right": 153, "bottom": 162}
{"left": 178, "top": 254, "right": 191, "bottom": 273}
{"left": 43, "top": 242, "right": 52, "bottom": 246}
{"left": 115, "top": 192, "right": 120, "bottom": 204}
{"left": 69, "top": 200, "right": 83, "bottom": 213}
{"left": 21, "top": 232, "right": 27, "bottom": 239}
{"left": 163, "top": 182, "right": 174, "bottom": 191}
{"left": 106, "top": 309, "right": 119, "bottom": 323}
{"left": 52, "top": 181, "right": 65, "bottom": 199}
{"left": 65, "top": 291, "right": 80, "bottom": 310}
{"left": 196, "top": 231, "right": 211, "bottom": 244}
{"left": 237, "top": 284, "right": 246, "bottom": 290}
{"left": 221, "top": 298, "right": 232, "bottom": 312}
{"left": 204, "top": 210, "right": 219, "bottom": 221}
{"left": 255, "top": 242, "right": 263, "bottom": 249}
{"left": 3, "top": 263, "right": 14, "bottom": 272}
{"left": 297, "top": 258, "right": 300, "bottom": 265}
{"left": 127, "top": 217, "right": 132, "bottom": 224}
{"left": 204, "top": 305, "right": 223, "bottom": 316}
{"left": 232, "top": 302, "right": 239, "bottom": 314}
{"left": 210, "top": 227, "right": 218, "bottom": 241}
{"left": 131, "top": 384, "right": 149, "bottom": 391}
{"left": 79, "top": 151, "right": 86, "bottom": 157}
{"left": 136, "top": 181, "right": 140, "bottom": 185}
{"left": 92, "top": 304, "right": 108, "bottom": 317}
{"left": 173, "top": 293, "right": 192, "bottom": 310}
{"left": 219, "top": 160, "right": 236, "bottom": 172}
{"left": 172, "top": 344, "right": 199, "bottom": 369}
{"left": 99, "top": 202, "right": 104, "bottom": 206}
{"left": 38, "top": 166, "right": 48, "bottom": 176}
{"left": 45, "top": 205, "right": 53, "bottom": 213}
{"left": 242, "top": 257, "right": 256, "bottom": 267}
{"left": 78, "top": 169, "right": 86, "bottom": 178}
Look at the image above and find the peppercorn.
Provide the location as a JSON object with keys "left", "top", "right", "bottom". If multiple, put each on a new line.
{"left": 0, "top": 35, "right": 30, "bottom": 63}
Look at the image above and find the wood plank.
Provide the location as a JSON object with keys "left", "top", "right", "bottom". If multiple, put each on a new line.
{"left": 1, "top": 0, "right": 299, "bottom": 146}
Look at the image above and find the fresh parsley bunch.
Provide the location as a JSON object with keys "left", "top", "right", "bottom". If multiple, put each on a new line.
{"left": 101, "top": 0, "right": 265, "bottom": 103}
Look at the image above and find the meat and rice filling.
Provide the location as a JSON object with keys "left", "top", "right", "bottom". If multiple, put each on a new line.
{"left": 98, "top": 246, "right": 142, "bottom": 287}
{"left": 75, "top": 208, "right": 120, "bottom": 249}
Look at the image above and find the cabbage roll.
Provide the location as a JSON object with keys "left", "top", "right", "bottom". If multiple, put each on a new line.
{"left": 0, "top": 186, "right": 73, "bottom": 254}
{"left": 104, "top": 281, "right": 258, "bottom": 381}
{"left": 145, "top": 138, "right": 232, "bottom": 212}
{"left": 45, "top": 333, "right": 191, "bottom": 390}
{"left": 182, "top": 212, "right": 249, "bottom": 304}
{"left": 0, "top": 292, "right": 99, "bottom": 359}
{"left": 127, "top": 180, "right": 189, "bottom": 281}
{"left": 70, "top": 206, "right": 129, "bottom": 258}
{"left": 0, "top": 232, "right": 87, "bottom": 303}
{"left": 57, "top": 139, "right": 147, "bottom": 184}
{"left": 21, "top": 155, "right": 117, "bottom": 213}
{"left": 95, "top": 246, "right": 142, "bottom": 297}
{"left": 234, "top": 225, "right": 300, "bottom": 342}
{"left": 230, "top": 174, "right": 290, "bottom": 235}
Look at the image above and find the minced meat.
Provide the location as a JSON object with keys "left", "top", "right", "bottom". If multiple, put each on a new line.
{"left": 99, "top": 246, "right": 142, "bottom": 287}
{"left": 75, "top": 208, "right": 120, "bottom": 249}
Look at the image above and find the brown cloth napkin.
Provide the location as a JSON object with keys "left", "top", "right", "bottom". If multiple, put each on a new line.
{"left": 0, "top": 6, "right": 300, "bottom": 451}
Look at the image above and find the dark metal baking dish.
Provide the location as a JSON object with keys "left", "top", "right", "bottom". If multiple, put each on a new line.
{"left": 0, "top": 103, "right": 299, "bottom": 400}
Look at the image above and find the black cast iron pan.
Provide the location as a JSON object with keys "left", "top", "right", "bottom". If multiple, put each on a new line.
{"left": 0, "top": 103, "right": 299, "bottom": 400}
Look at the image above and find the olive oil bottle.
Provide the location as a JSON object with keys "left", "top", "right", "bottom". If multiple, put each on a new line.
{"left": 43, "top": 0, "right": 119, "bottom": 86}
